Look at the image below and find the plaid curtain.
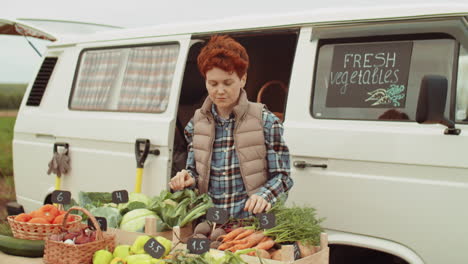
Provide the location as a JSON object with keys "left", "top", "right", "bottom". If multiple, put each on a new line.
{"left": 118, "top": 44, "right": 179, "bottom": 112}
{"left": 71, "top": 49, "right": 122, "bottom": 110}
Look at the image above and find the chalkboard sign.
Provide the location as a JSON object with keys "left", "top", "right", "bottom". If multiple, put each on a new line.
{"left": 144, "top": 238, "right": 165, "bottom": 259}
{"left": 206, "top": 207, "right": 228, "bottom": 224}
{"left": 293, "top": 242, "right": 301, "bottom": 260}
{"left": 51, "top": 190, "right": 71, "bottom": 204}
{"left": 187, "top": 238, "right": 210, "bottom": 254}
{"left": 112, "top": 190, "right": 129, "bottom": 204}
{"left": 88, "top": 217, "right": 107, "bottom": 231}
{"left": 257, "top": 213, "right": 276, "bottom": 229}
{"left": 326, "top": 41, "right": 413, "bottom": 108}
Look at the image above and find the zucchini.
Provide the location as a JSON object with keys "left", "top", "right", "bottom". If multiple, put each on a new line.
{"left": 0, "top": 234, "right": 44, "bottom": 257}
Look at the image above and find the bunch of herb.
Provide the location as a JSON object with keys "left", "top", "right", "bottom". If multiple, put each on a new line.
{"left": 148, "top": 189, "right": 213, "bottom": 229}
{"left": 263, "top": 198, "right": 325, "bottom": 245}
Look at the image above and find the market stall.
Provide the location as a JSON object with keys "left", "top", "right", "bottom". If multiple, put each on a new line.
{"left": 0, "top": 189, "right": 328, "bottom": 264}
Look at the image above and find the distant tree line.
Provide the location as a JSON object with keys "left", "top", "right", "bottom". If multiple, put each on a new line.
{"left": 0, "top": 93, "right": 23, "bottom": 110}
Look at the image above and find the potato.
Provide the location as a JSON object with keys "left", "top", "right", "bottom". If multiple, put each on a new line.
{"left": 210, "top": 241, "right": 222, "bottom": 249}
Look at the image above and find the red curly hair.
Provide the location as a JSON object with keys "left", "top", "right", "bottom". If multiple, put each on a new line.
{"left": 197, "top": 35, "right": 249, "bottom": 79}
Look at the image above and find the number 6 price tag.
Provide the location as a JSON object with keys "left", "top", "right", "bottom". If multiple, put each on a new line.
{"left": 144, "top": 238, "right": 166, "bottom": 259}
{"left": 206, "top": 207, "right": 228, "bottom": 224}
{"left": 51, "top": 190, "right": 71, "bottom": 205}
{"left": 187, "top": 238, "right": 210, "bottom": 254}
{"left": 257, "top": 213, "right": 275, "bottom": 229}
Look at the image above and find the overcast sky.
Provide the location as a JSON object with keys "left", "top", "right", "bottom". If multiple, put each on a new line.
{"left": 1, "top": 0, "right": 466, "bottom": 84}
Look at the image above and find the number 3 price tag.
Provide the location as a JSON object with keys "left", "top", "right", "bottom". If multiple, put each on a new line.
{"left": 257, "top": 213, "right": 275, "bottom": 229}
{"left": 144, "top": 238, "right": 166, "bottom": 259}
{"left": 51, "top": 190, "right": 71, "bottom": 205}
{"left": 206, "top": 207, "right": 228, "bottom": 224}
{"left": 293, "top": 242, "right": 301, "bottom": 260}
{"left": 187, "top": 238, "right": 210, "bottom": 255}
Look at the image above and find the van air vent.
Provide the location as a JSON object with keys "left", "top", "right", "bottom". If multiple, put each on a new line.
{"left": 26, "top": 57, "right": 58, "bottom": 106}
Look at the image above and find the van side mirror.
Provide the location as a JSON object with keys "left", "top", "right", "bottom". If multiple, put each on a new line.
{"left": 416, "top": 75, "right": 460, "bottom": 135}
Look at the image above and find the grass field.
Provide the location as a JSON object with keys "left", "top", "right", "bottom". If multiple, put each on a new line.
{"left": 0, "top": 116, "right": 17, "bottom": 219}
{"left": 0, "top": 83, "right": 27, "bottom": 95}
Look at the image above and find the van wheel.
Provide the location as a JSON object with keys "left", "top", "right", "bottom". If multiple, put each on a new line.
{"left": 43, "top": 194, "right": 52, "bottom": 205}
{"left": 330, "top": 245, "right": 408, "bottom": 264}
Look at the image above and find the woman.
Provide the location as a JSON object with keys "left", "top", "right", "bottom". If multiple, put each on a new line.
{"left": 170, "top": 35, "right": 293, "bottom": 218}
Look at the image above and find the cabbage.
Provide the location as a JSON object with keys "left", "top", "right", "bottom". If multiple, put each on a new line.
{"left": 118, "top": 192, "right": 150, "bottom": 215}
{"left": 120, "top": 208, "right": 156, "bottom": 232}
{"left": 90, "top": 207, "right": 122, "bottom": 229}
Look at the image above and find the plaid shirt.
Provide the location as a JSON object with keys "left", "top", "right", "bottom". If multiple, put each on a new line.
{"left": 185, "top": 104, "right": 293, "bottom": 218}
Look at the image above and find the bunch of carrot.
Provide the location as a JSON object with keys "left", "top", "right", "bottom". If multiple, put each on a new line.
{"left": 217, "top": 227, "right": 276, "bottom": 259}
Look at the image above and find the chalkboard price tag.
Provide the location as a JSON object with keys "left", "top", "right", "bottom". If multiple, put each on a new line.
{"left": 206, "top": 207, "right": 228, "bottom": 224}
{"left": 88, "top": 217, "right": 107, "bottom": 231}
{"left": 257, "top": 213, "right": 276, "bottom": 229}
{"left": 51, "top": 190, "right": 71, "bottom": 204}
{"left": 112, "top": 190, "right": 129, "bottom": 204}
{"left": 144, "top": 238, "right": 165, "bottom": 259}
{"left": 187, "top": 238, "right": 210, "bottom": 255}
{"left": 293, "top": 242, "right": 301, "bottom": 260}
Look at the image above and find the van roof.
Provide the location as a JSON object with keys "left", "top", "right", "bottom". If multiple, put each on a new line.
{"left": 52, "top": 3, "right": 468, "bottom": 46}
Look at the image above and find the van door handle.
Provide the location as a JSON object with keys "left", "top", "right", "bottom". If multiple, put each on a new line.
{"left": 293, "top": 160, "right": 327, "bottom": 169}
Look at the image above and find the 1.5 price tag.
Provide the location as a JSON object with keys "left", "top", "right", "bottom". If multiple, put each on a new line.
{"left": 88, "top": 217, "right": 107, "bottom": 231}
{"left": 257, "top": 213, "right": 276, "bottom": 229}
{"left": 112, "top": 190, "right": 129, "bottom": 204}
{"left": 51, "top": 190, "right": 71, "bottom": 204}
{"left": 187, "top": 238, "right": 210, "bottom": 255}
{"left": 293, "top": 242, "right": 301, "bottom": 260}
{"left": 144, "top": 238, "right": 165, "bottom": 259}
{"left": 206, "top": 207, "right": 228, "bottom": 224}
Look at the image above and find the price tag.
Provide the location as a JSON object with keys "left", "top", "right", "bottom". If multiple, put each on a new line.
{"left": 206, "top": 207, "right": 228, "bottom": 224}
{"left": 51, "top": 190, "right": 71, "bottom": 204}
{"left": 112, "top": 190, "right": 129, "bottom": 204}
{"left": 144, "top": 238, "right": 165, "bottom": 259}
{"left": 257, "top": 213, "right": 276, "bottom": 229}
{"left": 187, "top": 238, "right": 210, "bottom": 255}
{"left": 293, "top": 242, "right": 301, "bottom": 260}
{"left": 88, "top": 217, "right": 107, "bottom": 231}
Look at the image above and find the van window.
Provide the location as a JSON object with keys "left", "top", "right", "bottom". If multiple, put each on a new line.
{"left": 456, "top": 45, "right": 468, "bottom": 123}
{"left": 70, "top": 44, "right": 180, "bottom": 113}
{"left": 311, "top": 38, "right": 458, "bottom": 121}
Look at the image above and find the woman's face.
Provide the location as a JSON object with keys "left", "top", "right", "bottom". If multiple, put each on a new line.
{"left": 205, "top": 67, "right": 246, "bottom": 110}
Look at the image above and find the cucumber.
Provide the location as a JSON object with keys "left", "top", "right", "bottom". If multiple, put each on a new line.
{"left": 0, "top": 234, "right": 44, "bottom": 257}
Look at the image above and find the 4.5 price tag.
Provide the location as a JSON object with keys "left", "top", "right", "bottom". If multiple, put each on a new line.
{"left": 206, "top": 207, "right": 228, "bottom": 224}
{"left": 88, "top": 217, "right": 107, "bottom": 231}
{"left": 51, "top": 190, "right": 71, "bottom": 205}
{"left": 187, "top": 238, "right": 210, "bottom": 255}
{"left": 112, "top": 190, "right": 129, "bottom": 204}
{"left": 144, "top": 238, "right": 165, "bottom": 259}
{"left": 257, "top": 213, "right": 276, "bottom": 229}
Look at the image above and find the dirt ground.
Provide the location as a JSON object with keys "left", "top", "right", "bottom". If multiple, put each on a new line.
{"left": 0, "top": 110, "right": 18, "bottom": 117}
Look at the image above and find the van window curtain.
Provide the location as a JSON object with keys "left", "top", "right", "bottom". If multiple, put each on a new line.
{"left": 71, "top": 49, "right": 122, "bottom": 110}
{"left": 117, "top": 44, "right": 179, "bottom": 112}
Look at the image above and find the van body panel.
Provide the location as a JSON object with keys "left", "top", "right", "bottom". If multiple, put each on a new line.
{"left": 13, "top": 35, "right": 192, "bottom": 212}
{"left": 285, "top": 25, "right": 468, "bottom": 264}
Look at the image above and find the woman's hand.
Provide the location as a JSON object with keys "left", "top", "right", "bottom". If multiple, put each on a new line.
{"left": 169, "top": 170, "right": 195, "bottom": 191}
{"left": 244, "top": 194, "right": 272, "bottom": 214}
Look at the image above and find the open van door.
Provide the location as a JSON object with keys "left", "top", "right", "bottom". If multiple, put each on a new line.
{"left": 13, "top": 33, "right": 192, "bottom": 210}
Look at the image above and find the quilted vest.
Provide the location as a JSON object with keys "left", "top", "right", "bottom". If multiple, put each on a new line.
{"left": 192, "top": 90, "right": 267, "bottom": 195}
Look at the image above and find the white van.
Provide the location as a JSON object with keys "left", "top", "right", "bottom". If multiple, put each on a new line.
{"left": 12, "top": 4, "right": 468, "bottom": 264}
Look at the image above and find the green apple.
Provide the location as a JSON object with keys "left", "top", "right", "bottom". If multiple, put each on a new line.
{"left": 93, "top": 249, "right": 113, "bottom": 264}
{"left": 126, "top": 254, "right": 153, "bottom": 264}
{"left": 113, "top": 244, "right": 131, "bottom": 259}
{"left": 130, "top": 235, "right": 152, "bottom": 254}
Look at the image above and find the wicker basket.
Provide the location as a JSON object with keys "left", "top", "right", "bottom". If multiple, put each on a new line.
{"left": 7, "top": 213, "right": 82, "bottom": 240}
{"left": 43, "top": 206, "right": 116, "bottom": 264}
